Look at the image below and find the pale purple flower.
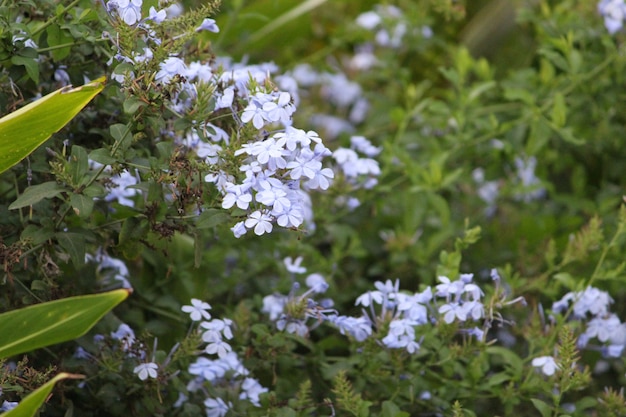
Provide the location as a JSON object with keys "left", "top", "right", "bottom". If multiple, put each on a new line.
{"left": 111, "top": 323, "right": 135, "bottom": 351}
{"left": 204, "top": 397, "right": 231, "bottom": 417}
{"left": 133, "top": 362, "right": 158, "bottom": 380}
{"left": 105, "top": 169, "right": 139, "bottom": 207}
{"left": 222, "top": 184, "right": 253, "bottom": 210}
{"left": 532, "top": 356, "right": 558, "bottom": 376}
{"left": 262, "top": 294, "right": 287, "bottom": 320}
{"left": 355, "top": 291, "right": 384, "bottom": 307}
{"left": 598, "top": 0, "right": 626, "bottom": 33}
{"left": 181, "top": 298, "right": 212, "bottom": 321}
{"left": 147, "top": 6, "right": 166, "bottom": 23}
{"left": 205, "top": 339, "right": 232, "bottom": 358}
{"left": 155, "top": 57, "right": 188, "bottom": 83}
{"left": 239, "top": 377, "right": 268, "bottom": 406}
{"left": 241, "top": 101, "right": 268, "bottom": 129}
{"left": 231, "top": 221, "right": 247, "bottom": 238}
{"left": 245, "top": 210, "right": 273, "bottom": 235}
{"left": 439, "top": 302, "right": 467, "bottom": 324}
{"left": 196, "top": 18, "right": 219, "bottom": 33}
{"left": 305, "top": 273, "right": 329, "bottom": 293}
{"left": 108, "top": 0, "right": 142, "bottom": 25}
{"left": 284, "top": 256, "right": 306, "bottom": 274}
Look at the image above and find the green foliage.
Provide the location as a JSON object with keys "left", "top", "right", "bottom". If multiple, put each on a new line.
{"left": 332, "top": 371, "right": 372, "bottom": 417}
{"left": 1, "top": 0, "right": 626, "bottom": 416}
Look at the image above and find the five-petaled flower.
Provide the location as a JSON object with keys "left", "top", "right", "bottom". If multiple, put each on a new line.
{"left": 133, "top": 362, "right": 158, "bottom": 380}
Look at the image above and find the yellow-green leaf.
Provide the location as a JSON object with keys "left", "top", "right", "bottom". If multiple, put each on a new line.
{"left": 0, "top": 289, "right": 130, "bottom": 359}
{"left": 1, "top": 373, "right": 84, "bottom": 417}
{"left": 0, "top": 76, "right": 105, "bottom": 174}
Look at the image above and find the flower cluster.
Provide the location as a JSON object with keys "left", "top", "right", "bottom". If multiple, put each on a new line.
{"left": 287, "top": 63, "right": 369, "bottom": 138}
{"left": 89, "top": 161, "right": 140, "bottom": 208}
{"left": 356, "top": 5, "right": 410, "bottom": 49}
{"left": 552, "top": 286, "right": 626, "bottom": 358}
{"left": 262, "top": 257, "right": 335, "bottom": 337}
{"left": 181, "top": 299, "right": 268, "bottom": 415}
{"left": 262, "top": 258, "right": 500, "bottom": 354}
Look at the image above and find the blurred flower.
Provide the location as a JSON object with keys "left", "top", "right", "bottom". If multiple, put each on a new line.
{"left": 196, "top": 18, "right": 219, "bottom": 33}
{"left": 111, "top": 323, "right": 135, "bottom": 351}
{"left": 284, "top": 256, "right": 306, "bottom": 274}
{"left": 239, "top": 378, "right": 268, "bottom": 406}
{"left": 598, "top": 0, "right": 626, "bottom": 33}
{"left": 305, "top": 273, "right": 329, "bottom": 293}
{"left": 147, "top": 6, "right": 166, "bottom": 23}
{"left": 204, "top": 398, "right": 231, "bottom": 417}
{"left": 0, "top": 401, "right": 18, "bottom": 411}
{"left": 532, "top": 356, "right": 558, "bottom": 376}
{"left": 107, "top": 0, "right": 142, "bottom": 25}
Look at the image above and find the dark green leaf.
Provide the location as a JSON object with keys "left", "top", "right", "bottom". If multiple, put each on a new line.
{"left": 56, "top": 232, "right": 86, "bottom": 267}
{"left": 9, "top": 181, "right": 64, "bottom": 210}
{"left": 70, "top": 193, "right": 95, "bottom": 218}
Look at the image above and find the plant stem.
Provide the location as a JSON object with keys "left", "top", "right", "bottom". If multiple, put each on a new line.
{"left": 31, "top": 0, "right": 84, "bottom": 38}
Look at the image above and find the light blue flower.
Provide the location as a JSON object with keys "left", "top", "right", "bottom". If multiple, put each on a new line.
{"left": 196, "top": 18, "right": 219, "bottom": 33}
{"left": 244, "top": 210, "right": 273, "bottom": 236}
{"left": 182, "top": 299, "right": 212, "bottom": 321}
{"left": 532, "top": 355, "right": 558, "bottom": 376}
{"left": 147, "top": 6, "right": 167, "bottom": 23}
{"left": 133, "top": 362, "right": 158, "bottom": 380}
{"left": 598, "top": 0, "right": 626, "bottom": 33}
{"left": 107, "top": 0, "right": 142, "bottom": 25}
{"left": 204, "top": 397, "right": 231, "bottom": 417}
{"left": 305, "top": 273, "right": 329, "bottom": 293}
{"left": 284, "top": 256, "right": 306, "bottom": 274}
{"left": 0, "top": 401, "right": 18, "bottom": 411}
{"left": 239, "top": 377, "right": 268, "bottom": 406}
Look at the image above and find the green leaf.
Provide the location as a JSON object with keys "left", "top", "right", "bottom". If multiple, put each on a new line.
{"left": 88, "top": 147, "right": 116, "bottom": 165}
{"left": 381, "top": 401, "right": 410, "bottom": 417}
{"left": 530, "top": 398, "right": 553, "bottom": 417}
{"left": 21, "top": 224, "right": 55, "bottom": 246}
{"left": 8, "top": 181, "right": 64, "bottom": 210}
{"left": 123, "top": 96, "right": 145, "bottom": 114}
{"left": 0, "top": 289, "right": 130, "bottom": 358}
{"left": 467, "top": 80, "right": 496, "bottom": 103}
{"left": 70, "top": 193, "right": 95, "bottom": 218}
{"left": 11, "top": 54, "right": 39, "bottom": 84}
{"left": 69, "top": 145, "right": 89, "bottom": 186}
{"left": 526, "top": 116, "right": 552, "bottom": 155}
{"left": 551, "top": 92, "right": 567, "bottom": 128}
{"left": 196, "top": 209, "right": 230, "bottom": 229}
{"left": 109, "top": 123, "right": 128, "bottom": 141}
{"left": 46, "top": 24, "right": 73, "bottom": 61}
{"left": 0, "top": 76, "right": 105, "bottom": 174}
{"left": 486, "top": 346, "right": 523, "bottom": 377}
{"left": 56, "top": 232, "right": 86, "bottom": 267}
{"left": 1, "top": 373, "right": 84, "bottom": 417}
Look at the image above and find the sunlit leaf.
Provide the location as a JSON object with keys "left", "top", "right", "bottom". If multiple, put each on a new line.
{"left": 1, "top": 373, "right": 84, "bottom": 417}
{"left": 0, "top": 76, "right": 105, "bottom": 174}
{"left": 0, "top": 289, "right": 130, "bottom": 359}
